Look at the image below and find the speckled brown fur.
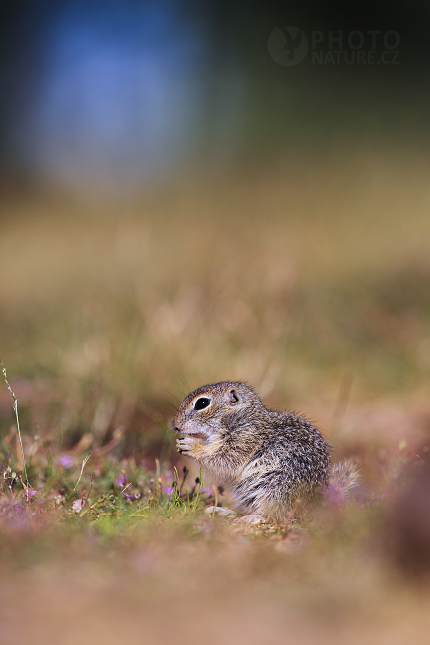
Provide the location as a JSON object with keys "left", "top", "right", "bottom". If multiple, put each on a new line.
{"left": 172, "top": 381, "right": 331, "bottom": 521}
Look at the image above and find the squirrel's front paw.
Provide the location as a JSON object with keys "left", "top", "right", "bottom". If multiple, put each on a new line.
{"left": 176, "top": 436, "right": 200, "bottom": 456}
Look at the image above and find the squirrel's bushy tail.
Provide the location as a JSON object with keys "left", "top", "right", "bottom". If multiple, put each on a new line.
{"left": 325, "top": 458, "right": 360, "bottom": 503}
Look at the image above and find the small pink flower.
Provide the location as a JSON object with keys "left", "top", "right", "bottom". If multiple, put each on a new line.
{"left": 60, "top": 455, "right": 73, "bottom": 468}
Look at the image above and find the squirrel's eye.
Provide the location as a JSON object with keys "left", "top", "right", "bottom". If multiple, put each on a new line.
{"left": 194, "top": 397, "right": 210, "bottom": 411}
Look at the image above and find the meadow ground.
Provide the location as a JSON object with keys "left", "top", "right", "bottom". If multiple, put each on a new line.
{"left": 1, "top": 143, "right": 430, "bottom": 643}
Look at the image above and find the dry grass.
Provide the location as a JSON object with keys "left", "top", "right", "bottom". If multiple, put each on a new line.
{"left": 1, "top": 142, "right": 430, "bottom": 642}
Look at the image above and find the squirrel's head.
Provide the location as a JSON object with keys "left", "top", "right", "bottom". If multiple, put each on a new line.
{"left": 171, "top": 381, "right": 262, "bottom": 440}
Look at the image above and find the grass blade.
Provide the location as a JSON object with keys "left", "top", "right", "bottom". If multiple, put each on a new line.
{"left": 1, "top": 361, "right": 29, "bottom": 485}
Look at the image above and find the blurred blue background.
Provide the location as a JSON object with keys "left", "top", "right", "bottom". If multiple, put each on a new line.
{"left": 1, "top": 0, "right": 430, "bottom": 192}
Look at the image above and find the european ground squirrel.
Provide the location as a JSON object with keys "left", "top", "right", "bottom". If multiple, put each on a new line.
{"left": 173, "top": 381, "right": 357, "bottom": 522}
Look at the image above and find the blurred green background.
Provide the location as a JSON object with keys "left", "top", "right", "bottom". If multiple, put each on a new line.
{"left": 1, "top": 0, "right": 430, "bottom": 461}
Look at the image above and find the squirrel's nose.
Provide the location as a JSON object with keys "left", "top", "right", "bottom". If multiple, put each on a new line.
{"left": 171, "top": 420, "right": 180, "bottom": 432}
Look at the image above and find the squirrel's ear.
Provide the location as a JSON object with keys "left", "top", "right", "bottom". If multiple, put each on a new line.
{"left": 228, "top": 389, "right": 242, "bottom": 404}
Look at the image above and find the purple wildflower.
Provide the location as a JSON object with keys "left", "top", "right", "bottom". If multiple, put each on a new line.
{"left": 117, "top": 472, "right": 126, "bottom": 487}
{"left": 27, "top": 490, "right": 37, "bottom": 499}
{"left": 163, "top": 486, "right": 174, "bottom": 495}
{"left": 60, "top": 455, "right": 73, "bottom": 468}
{"left": 324, "top": 482, "right": 348, "bottom": 505}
